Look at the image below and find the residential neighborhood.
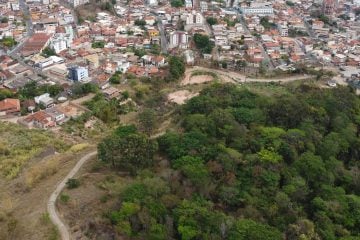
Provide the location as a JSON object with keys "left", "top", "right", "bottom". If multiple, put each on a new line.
{"left": 1, "top": 0, "right": 360, "bottom": 130}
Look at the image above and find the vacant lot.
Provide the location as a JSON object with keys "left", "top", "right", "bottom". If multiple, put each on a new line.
{"left": 0, "top": 122, "right": 70, "bottom": 179}
{"left": 0, "top": 122, "right": 95, "bottom": 240}
{"left": 167, "top": 90, "right": 199, "bottom": 105}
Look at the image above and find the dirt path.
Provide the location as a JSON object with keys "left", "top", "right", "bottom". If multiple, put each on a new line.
{"left": 71, "top": 93, "right": 95, "bottom": 104}
{"left": 182, "top": 66, "right": 313, "bottom": 85}
{"left": 47, "top": 151, "right": 97, "bottom": 240}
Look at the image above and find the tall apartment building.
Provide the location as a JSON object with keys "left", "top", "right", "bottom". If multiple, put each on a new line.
{"left": 68, "top": 66, "right": 89, "bottom": 81}
{"left": 169, "top": 31, "right": 189, "bottom": 49}
{"left": 186, "top": 12, "right": 204, "bottom": 25}
{"left": 50, "top": 26, "right": 74, "bottom": 53}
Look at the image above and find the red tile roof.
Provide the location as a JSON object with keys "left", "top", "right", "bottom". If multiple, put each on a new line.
{"left": 0, "top": 98, "right": 20, "bottom": 114}
{"left": 20, "top": 33, "right": 52, "bottom": 56}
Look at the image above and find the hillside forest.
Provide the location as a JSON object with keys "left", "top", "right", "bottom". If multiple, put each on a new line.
{"left": 98, "top": 83, "right": 360, "bottom": 240}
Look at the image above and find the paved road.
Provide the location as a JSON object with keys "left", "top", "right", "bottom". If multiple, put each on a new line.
{"left": 8, "top": 0, "right": 33, "bottom": 56}
{"left": 19, "top": 0, "right": 33, "bottom": 37}
{"left": 47, "top": 151, "right": 97, "bottom": 240}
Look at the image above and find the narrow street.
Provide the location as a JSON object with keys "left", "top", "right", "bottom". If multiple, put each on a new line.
{"left": 19, "top": 0, "right": 34, "bottom": 37}
{"left": 8, "top": 0, "right": 33, "bottom": 56}
{"left": 236, "top": 11, "right": 274, "bottom": 69}
{"left": 303, "top": 17, "right": 317, "bottom": 40}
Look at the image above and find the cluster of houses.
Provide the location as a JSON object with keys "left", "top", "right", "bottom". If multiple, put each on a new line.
{"left": 238, "top": 0, "right": 360, "bottom": 71}
{"left": 1, "top": 0, "right": 360, "bottom": 131}
{"left": 0, "top": 0, "right": 29, "bottom": 45}
{"left": 0, "top": 91, "right": 85, "bottom": 129}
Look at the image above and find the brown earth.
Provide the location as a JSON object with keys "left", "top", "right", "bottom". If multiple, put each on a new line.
{"left": 0, "top": 148, "right": 95, "bottom": 240}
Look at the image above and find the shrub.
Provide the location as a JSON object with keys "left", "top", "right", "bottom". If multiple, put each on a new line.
{"left": 66, "top": 178, "right": 80, "bottom": 189}
{"left": 60, "top": 194, "right": 70, "bottom": 203}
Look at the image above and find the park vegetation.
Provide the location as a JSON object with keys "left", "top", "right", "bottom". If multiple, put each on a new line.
{"left": 97, "top": 82, "right": 360, "bottom": 239}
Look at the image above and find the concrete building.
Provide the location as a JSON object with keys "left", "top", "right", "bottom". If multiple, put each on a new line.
{"left": 185, "top": 0, "right": 193, "bottom": 8}
{"left": 186, "top": 12, "right": 204, "bottom": 25}
{"left": 34, "top": 93, "right": 54, "bottom": 108}
{"left": 200, "top": 1, "right": 208, "bottom": 12}
{"left": 240, "top": 2, "right": 274, "bottom": 15}
{"left": 68, "top": 66, "right": 89, "bottom": 81}
{"left": 50, "top": 30, "right": 74, "bottom": 54}
{"left": 169, "top": 31, "right": 189, "bottom": 49}
{"left": 278, "top": 24, "right": 289, "bottom": 37}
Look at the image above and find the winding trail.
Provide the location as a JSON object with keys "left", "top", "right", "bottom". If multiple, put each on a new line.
{"left": 47, "top": 151, "right": 97, "bottom": 240}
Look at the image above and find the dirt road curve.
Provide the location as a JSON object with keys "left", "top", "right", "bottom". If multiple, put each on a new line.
{"left": 182, "top": 66, "right": 313, "bottom": 85}
{"left": 47, "top": 151, "right": 97, "bottom": 240}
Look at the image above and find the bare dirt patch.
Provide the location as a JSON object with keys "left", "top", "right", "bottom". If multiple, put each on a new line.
{"left": 56, "top": 157, "right": 119, "bottom": 239}
{"left": 182, "top": 74, "right": 215, "bottom": 85}
{"left": 167, "top": 90, "right": 199, "bottom": 105}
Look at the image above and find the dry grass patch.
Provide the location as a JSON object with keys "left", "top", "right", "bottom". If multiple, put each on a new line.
{"left": 23, "top": 144, "right": 92, "bottom": 189}
{"left": 0, "top": 122, "right": 70, "bottom": 179}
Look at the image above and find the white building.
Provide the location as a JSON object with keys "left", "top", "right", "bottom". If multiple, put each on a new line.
{"left": 147, "top": 0, "right": 158, "bottom": 6}
{"left": 34, "top": 93, "right": 54, "bottom": 108}
{"left": 11, "top": 3, "right": 20, "bottom": 11}
{"left": 63, "top": 14, "right": 74, "bottom": 24}
{"left": 51, "top": 37, "right": 68, "bottom": 53}
{"left": 50, "top": 26, "right": 74, "bottom": 53}
{"left": 240, "top": 2, "right": 274, "bottom": 15}
{"left": 278, "top": 24, "right": 288, "bottom": 37}
{"left": 35, "top": 56, "right": 65, "bottom": 69}
{"left": 169, "top": 31, "right": 189, "bottom": 49}
{"left": 116, "top": 61, "right": 130, "bottom": 73}
{"left": 186, "top": 12, "right": 204, "bottom": 25}
{"left": 200, "top": 1, "right": 208, "bottom": 12}
{"left": 185, "top": 0, "right": 193, "bottom": 8}
{"left": 67, "top": 0, "right": 89, "bottom": 7}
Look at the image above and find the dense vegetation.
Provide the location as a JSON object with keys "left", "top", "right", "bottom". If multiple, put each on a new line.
{"left": 41, "top": 47, "right": 57, "bottom": 57}
{"left": 99, "top": 83, "right": 360, "bottom": 239}
{"left": 170, "top": 0, "right": 184, "bottom": 7}
{"left": 206, "top": 17, "right": 218, "bottom": 26}
{"left": 168, "top": 56, "right": 185, "bottom": 81}
{"left": 18, "top": 81, "right": 64, "bottom": 100}
{"left": 193, "top": 33, "right": 214, "bottom": 54}
{"left": 0, "top": 37, "right": 17, "bottom": 48}
{"left": 92, "top": 41, "right": 106, "bottom": 48}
